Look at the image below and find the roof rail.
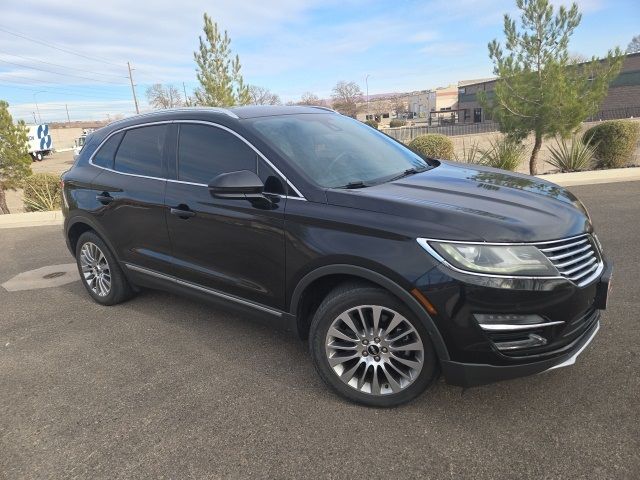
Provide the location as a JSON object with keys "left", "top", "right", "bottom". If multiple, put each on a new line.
{"left": 309, "top": 106, "right": 337, "bottom": 113}
{"left": 106, "top": 106, "right": 239, "bottom": 127}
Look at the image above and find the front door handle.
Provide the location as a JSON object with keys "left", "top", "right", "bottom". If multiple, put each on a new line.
{"left": 170, "top": 206, "right": 196, "bottom": 219}
{"left": 96, "top": 193, "right": 113, "bottom": 204}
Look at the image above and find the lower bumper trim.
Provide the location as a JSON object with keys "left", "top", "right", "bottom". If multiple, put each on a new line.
{"left": 440, "top": 321, "right": 600, "bottom": 388}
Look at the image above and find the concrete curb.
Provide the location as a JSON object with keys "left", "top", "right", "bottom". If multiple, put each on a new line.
{"left": 0, "top": 168, "right": 638, "bottom": 229}
{"left": 0, "top": 210, "right": 63, "bottom": 229}
{"left": 537, "top": 167, "right": 640, "bottom": 186}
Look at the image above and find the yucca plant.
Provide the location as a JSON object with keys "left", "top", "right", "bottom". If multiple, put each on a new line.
{"left": 478, "top": 137, "right": 524, "bottom": 171}
{"left": 454, "top": 140, "right": 482, "bottom": 164}
{"left": 547, "top": 135, "right": 597, "bottom": 172}
{"left": 23, "top": 173, "right": 62, "bottom": 212}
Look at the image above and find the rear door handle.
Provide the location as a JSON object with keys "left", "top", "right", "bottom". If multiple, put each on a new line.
{"left": 96, "top": 193, "right": 113, "bottom": 204}
{"left": 170, "top": 206, "right": 196, "bottom": 219}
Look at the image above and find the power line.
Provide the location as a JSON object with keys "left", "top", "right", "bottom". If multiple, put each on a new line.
{"left": 0, "top": 72, "right": 129, "bottom": 91}
{"left": 0, "top": 25, "right": 124, "bottom": 68}
{"left": 0, "top": 58, "right": 128, "bottom": 85}
{"left": 0, "top": 49, "right": 128, "bottom": 81}
{"left": 0, "top": 80, "right": 131, "bottom": 100}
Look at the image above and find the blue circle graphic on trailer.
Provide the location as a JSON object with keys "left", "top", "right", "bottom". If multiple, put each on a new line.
{"left": 37, "top": 124, "right": 52, "bottom": 150}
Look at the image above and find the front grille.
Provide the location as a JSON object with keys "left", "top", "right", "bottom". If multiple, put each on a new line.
{"left": 535, "top": 234, "right": 602, "bottom": 287}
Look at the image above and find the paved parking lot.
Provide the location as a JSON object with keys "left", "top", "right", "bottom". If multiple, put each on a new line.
{"left": 1, "top": 182, "right": 639, "bottom": 479}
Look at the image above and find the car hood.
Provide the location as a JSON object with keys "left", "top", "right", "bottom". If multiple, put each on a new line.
{"left": 325, "top": 161, "right": 592, "bottom": 242}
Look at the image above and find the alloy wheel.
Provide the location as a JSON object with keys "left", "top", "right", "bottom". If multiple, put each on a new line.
{"left": 325, "top": 305, "right": 424, "bottom": 396}
{"left": 79, "top": 242, "right": 111, "bottom": 297}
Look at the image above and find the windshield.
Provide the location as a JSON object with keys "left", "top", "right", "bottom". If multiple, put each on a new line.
{"left": 246, "top": 113, "right": 429, "bottom": 188}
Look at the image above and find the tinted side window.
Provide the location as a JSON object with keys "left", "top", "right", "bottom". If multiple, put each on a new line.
{"left": 178, "top": 124, "right": 256, "bottom": 183}
{"left": 114, "top": 125, "right": 167, "bottom": 177}
{"left": 92, "top": 132, "right": 123, "bottom": 169}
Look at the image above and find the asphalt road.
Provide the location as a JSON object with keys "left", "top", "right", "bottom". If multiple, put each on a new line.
{"left": 1, "top": 182, "right": 639, "bottom": 479}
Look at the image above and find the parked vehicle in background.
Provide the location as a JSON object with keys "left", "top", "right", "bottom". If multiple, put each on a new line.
{"left": 61, "top": 106, "right": 612, "bottom": 407}
{"left": 26, "top": 124, "right": 53, "bottom": 161}
{"left": 73, "top": 128, "right": 95, "bottom": 160}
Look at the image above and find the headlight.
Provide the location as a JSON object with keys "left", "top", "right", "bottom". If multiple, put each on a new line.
{"left": 417, "top": 239, "right": 559, "bottom": 277}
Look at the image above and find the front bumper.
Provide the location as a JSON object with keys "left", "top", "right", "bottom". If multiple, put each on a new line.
{"left": 414, "top": 255, "right": 612, "bottom": 388}
{"left": 441, "top": 319, "right": 600, "bottom": 387}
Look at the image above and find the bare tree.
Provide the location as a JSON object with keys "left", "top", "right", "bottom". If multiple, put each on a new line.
{"left": 248, "top": 85, "right": 282, "bottom": 105}
{"left": 391, "top": 95, "right": 407, "bottom": 117}
{"left": 146, "top": 84, "right": 183, "bottom": 109}
{"left": 299, "top": 92, "right": 325, "bottom": 106}
{"left": 331, "top": 81, "right": 362, "bottom": 118}
{"left": 627, "top": 35, "right": 640, "bottom": 54}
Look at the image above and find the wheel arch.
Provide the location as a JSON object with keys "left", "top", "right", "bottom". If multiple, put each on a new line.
{"left": 289, "top": 264, "right": 450, "bottom": 361}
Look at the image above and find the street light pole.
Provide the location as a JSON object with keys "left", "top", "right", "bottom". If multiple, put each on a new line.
{"left": 365, "top": 74, "right": 370, "bottom": 119}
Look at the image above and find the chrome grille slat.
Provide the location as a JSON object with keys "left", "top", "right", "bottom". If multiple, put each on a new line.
{"left": 568, "top": 263, "right": 598, "bottom": 281}
{"left": 538, "top": 238, "right": 589, "bottom": 253}
{"left": 560, "top": 256, "right": 597, "bottom": 275}
{"left": 546, "top": 244, "right": 591, "bottom": 261}
{"left": 535, "top": 234, "right": 602, "bottom": 287}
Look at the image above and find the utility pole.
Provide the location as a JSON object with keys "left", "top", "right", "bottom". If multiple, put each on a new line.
{"left": 365, "top": 74, "right": 370, "bottom": 119}
{"left": 127, "top": 61, "right": 140, "bottom": 114}
{"left": 32, "top": 112, "right": 37, "bottom": 123}
{"left": 182, "top": 82, "right": 189, "bottom": 106}
{"left": 65, "top": 104, "right": 71, "bottom": 124}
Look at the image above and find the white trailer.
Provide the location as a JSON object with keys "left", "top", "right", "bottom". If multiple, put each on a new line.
{"left": 26, "top": 124, "right": 54, "bottom": 161}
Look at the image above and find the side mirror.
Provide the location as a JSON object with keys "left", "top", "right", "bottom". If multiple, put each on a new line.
{"left": 208, "top": 170, "right": 264, "bottom": 199}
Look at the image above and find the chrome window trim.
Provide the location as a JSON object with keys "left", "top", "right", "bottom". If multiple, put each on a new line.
{"left": 124, "top": 263, "right": 283, "bottom": 317}
{"left": 417, "top": 234, "right": 605, "bottom": 285}
{"left": 88, "top": 119, "right": 306, "bottom": 200}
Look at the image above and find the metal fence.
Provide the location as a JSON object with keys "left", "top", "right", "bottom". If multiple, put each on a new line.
{"left": 381, "top": 122, "right": 500, "bottom": 143}
{"left": 382, "top": 106, "right": 640, "bottom": 143}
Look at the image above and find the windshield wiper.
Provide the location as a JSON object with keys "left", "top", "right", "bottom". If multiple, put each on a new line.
{"left": 385, "top": 166, "right": 430, "bottom": 183}
{"left": 338, "top": 181, "right": 370, "bottom": 189}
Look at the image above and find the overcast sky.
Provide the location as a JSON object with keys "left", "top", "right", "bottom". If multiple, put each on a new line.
{"left": 1, "top": 0, "right": 637, "bottom": 123}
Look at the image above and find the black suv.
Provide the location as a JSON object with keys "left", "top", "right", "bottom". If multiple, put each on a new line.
{"left": 62, "top": 106, "right": 612, "bottom": 407}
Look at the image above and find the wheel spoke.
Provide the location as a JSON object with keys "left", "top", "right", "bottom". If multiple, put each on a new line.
{"left": 390, "top": 355, "right": 421, "bottom": 369}
{"left": 340, "top": 360, "right": 362, "bottom": 382}
{"left": 328, "top": 353, "right": 359, "bottom": 367}
{"left": 338, "top": 314, "right": 362, "bottom": 338}
{"left": 328, "top": 327, "right": 357, "bottom": 342}
{"left": 380, "top": 364, "right": 403, "bottom": 393}
{"left": 390, "top": 341, "right": 422, "bottom": 352}
{"left": 371, "top": 306, "right": 383, "bottom": 335}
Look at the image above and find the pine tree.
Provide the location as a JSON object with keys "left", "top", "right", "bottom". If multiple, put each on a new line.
{"left": 0, "top": 101, "right": 32, "bottom": 214}
{"left": 482, "top": 0, "right": 623, "bottom": 175}
{"left": 193, "top": 13, "right": 250, "bottom": 107}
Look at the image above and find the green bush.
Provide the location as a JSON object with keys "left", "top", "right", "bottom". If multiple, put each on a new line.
{"left": 547, "top": 135, "right": 597, "bottom": 172}
{"left": 583, "top": 120, "right": 640, "bottom": 168}
{"left": 363, "top": 119, "right": 379, "bottom": 129}
{"left": 389, "top": 119, "right": 406, "bottom": 128}
{"left": 23, "top": 173, "right": 62, "bottom": 212}
{"left": 408, "top": 134, "right": 454, "bottom": 160}
{"left": 478, "top": 137, "right": 524, "bottom": 171}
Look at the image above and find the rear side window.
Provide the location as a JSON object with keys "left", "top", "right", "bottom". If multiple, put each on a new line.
{"left": 114, "top": 125, "right": 167, "bottom": 177}
{"left": 178, "top": 124, "right": 256, "bottom": 183}
{"left": 92, "top": 132, "right": 123, "bottom": 169}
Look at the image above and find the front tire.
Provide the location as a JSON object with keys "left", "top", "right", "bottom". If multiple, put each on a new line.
{"left": 75, "top": 231, "right": 134, "bottom": 306}
{"left": 309, "top": 283, "right": 438, "bottom": 407}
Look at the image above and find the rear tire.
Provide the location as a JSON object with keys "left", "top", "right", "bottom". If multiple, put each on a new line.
{"left": 75, "top": 231, "right": 134, "bottom": 306}
{"left": 309, "top": 283, "right": 438, "bottom": 407}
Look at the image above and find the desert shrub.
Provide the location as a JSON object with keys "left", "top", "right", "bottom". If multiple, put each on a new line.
{"left": 23, "top": 173, "right": 61, "bottom": 212}
{"left": 478, "top": 137, "right": 524, "bottom": 171}
{"left": 547, "top": 135, "right": 597, "bottom": 172}
{"left": 363, "top": 119, "right": 379, "bottom": 129}
{"left": 583, "top": 120, "right": 640, "bottom": 168}
{"left": 454, "top": 139, "right": 482, "bottom": 164}
{"left": 408, "top": 133, "right": 454, "bottom": 160}
{"left": 389, "top": 119, "right": 406, "bottom": 128}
